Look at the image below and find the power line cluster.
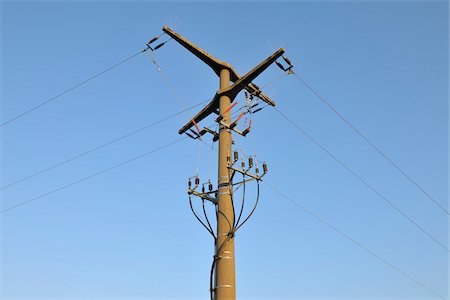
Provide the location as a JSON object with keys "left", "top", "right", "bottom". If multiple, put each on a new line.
{"left": 1, "top": 28, "right": 447, "bottom": 299}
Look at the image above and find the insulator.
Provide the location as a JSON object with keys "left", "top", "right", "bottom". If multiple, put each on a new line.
{"left": 241, "top": 160, "right": 245, "bottom": 169}
{"left": 185, "top": 132, "right": 196, "bottom": 139}
{"left": 276, "top": 61, "right": 286, "bottom": 71}
{"left": 147, "top": 36, "right": 159, "bottom": 45}
{"left": 153, "top": 42, "right": 165, "bottom": 50}
{"left": 188, "top": 178, "right": 192, "bottom": 187}
{"left": 283, "top": 55, "right": 293, "bottom": 66}
{"left": 189, "top": 128, "right": 200, "bottom": 137}
{"left": 195, "top": 177, "right": 200, "bottom": 185}
{"left": 233, "top": 150, "right": 239, "bottom": 162}
{"left": 255, "top": 167, "right": 259, "bottom": 174}
{"left": 252, "top": 107, "right": 263, "bottom": 114}
{"left": 202, "top": 185, "right": 205, "bottom": 193}
{"left": 263, "top": 162, "right": 268, "bottom": 173}
{"left": 248, "top": 157, "right": 253, "bottom": 168}
{"left": 249, "top": 102, "right": 259, "bottom": 109}
{"left": 242, "top": 127, "right": 251, "bottom": 136}
{"left": 227, "top": 155, "right": 231, "bottom": 162}
{"left": 209, "top": 182, "right": 213, "bottom": 192}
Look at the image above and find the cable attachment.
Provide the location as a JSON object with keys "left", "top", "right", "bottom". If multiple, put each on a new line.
{"left": 241, "top": 119, "right": 252, "bottom": 136}
{"left": 202, "top": 127, "right": 219, "bottom": 142}
{"left": 248, "top": 157, "right": 254, "bottom": 169}
{"left": 188, "top": 175, "right": 200, "bottom": 193}
{"left": 208, "top": 180, "right": 213, "bottom": 192}
{"left": 276, "top": 55, "right": 294, "bottom": 74}
{"left": 185, "top": 119, "right": 207, "bottom": 140}
{"left": 146, "top": 36, "right": 160, "bottom": 51}
{"left": 145, "top": 31, "right": 167, "bottom": 50}
{"left": 230, "top": 111, "right": 245, "bottom": 129}
{"left": 233, "top": 150, "right": 239, "bottom": 163}
{"left": 216, "top": 102, "right": 238, "bottom": 122}
{"left": 228, "top": 152, "right": 268, "bottom": 182}
{"left": 188, "top": 174, "right": 218, "bottom": 204}
{"left": 146, "top": 33, "right": 172, "bottom": 52}
{"left": 244, "top": 90, "right": 254, "bottom": 102}
{"left": 153, "top": 40, "right": 169, "bottom": 51}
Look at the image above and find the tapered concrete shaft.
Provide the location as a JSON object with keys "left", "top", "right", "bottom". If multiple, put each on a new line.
{"left": 215, "top": 68, "right": 236, "bottom": 299}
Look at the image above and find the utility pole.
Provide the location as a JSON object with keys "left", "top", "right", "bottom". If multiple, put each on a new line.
{"left": 146, "top": 26, "right": 293, "bottom": 299}
{"left": 216, "top": 67, "right": 235, "bottom": 299}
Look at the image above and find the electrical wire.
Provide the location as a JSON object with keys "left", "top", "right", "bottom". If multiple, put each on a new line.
{"left": 235, "top": 179, "right": 260, "bottom": 231}
{"left": 1, "top": 99, "right": 211, "bottom": 190}
{"left": 1, "top": 137, "right": 187, "bottom": 214}
{"left": 292, "top": 72, "right": 448, "bottom": 216}
{"left": 1, "top": 49, "right": 146, "bottom": 128}
{"left": 273, "top": 106, "right": 449, "bottom": 253}
{"left": 263, "top": 181, "right": 446, "bottom": 300}
{"left": 235, "top": 174, "right": 246, "bottom": 227}
{"left": 202, "top": 199, "right": 215, "bottom": 237}
{"left": 189, "top": 195, "right": 216, "bottom": 238}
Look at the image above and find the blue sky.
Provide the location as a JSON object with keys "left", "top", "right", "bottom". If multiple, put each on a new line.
{"left": 1, "top": 1, "right": 448, "bottom": 299}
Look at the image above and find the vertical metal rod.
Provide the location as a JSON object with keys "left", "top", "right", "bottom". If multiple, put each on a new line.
{"left": 215, "top": 68, "right": 236, "bottom": 299}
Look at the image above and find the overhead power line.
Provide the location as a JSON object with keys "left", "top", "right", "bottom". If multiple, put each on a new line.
{"left": 292, "top": 72, "right": 448, "bottom": 215}
{"left": 263, "top": 181, "right": 446, "bottom": 300}
{"left": 1, "top": 100, "right": 210, "bottom": 190}
{"left": 274, "top": 107, "right": 448, "bottom": 253}
{"left": 1, "top": 49, "right": 145, "bottom": 128}
{"left": 1, "top": 137, "right": 186, "bottom": 214}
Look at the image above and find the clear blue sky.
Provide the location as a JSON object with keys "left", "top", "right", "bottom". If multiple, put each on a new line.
{"left": 1, "top": 1, "right": 448, "bottom": 299}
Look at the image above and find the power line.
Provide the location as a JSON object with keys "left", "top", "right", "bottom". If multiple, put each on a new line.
{"left": 292, "top": 72, "right": 448, "bottom": 215}
{"left": 1, "top": 100, "right": 210, "bottom": 190}
{"left": 1, "top": 137, "right": 186, "bottom": 214}
{"left": 1, "top": 49, "right": 145, "bottom": 128}
{"left": 2, "top": 68, "right": 283, "bottom": 190}
{"left": 263, "top": 181, "right": 446, "bottom": 300}
{"left": 274, "top": 107, "right": 448, "bottom": 252}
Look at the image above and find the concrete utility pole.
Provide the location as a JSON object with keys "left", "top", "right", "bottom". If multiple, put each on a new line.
{"left": 157, "top": 26, "right": 288, "bottom": 299}
{"left": 216, "top": 68, "right": 235, "bottom": 299}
